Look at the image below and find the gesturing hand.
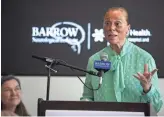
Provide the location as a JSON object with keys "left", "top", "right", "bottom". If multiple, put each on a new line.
{"left": 133, "top": 64, "right": 158, "bottom": 93}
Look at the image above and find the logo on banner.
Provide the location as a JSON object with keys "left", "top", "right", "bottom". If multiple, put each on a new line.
{"left": 32, "top": 22, "right": 152, "bottom": 54}
{"left": 32, "top": 22, "right": 87, "bottom": 54}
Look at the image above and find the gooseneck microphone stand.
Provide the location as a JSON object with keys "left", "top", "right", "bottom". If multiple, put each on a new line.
{"left": 32, "top": 55, "right": 99, "bottom": 101}
{"left": 44, "top": 62, "right": 57, "bottom": 101}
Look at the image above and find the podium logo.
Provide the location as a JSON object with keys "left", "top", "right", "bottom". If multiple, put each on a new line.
{"left": 32, "top": 22, "right": 86, "bottom": 54}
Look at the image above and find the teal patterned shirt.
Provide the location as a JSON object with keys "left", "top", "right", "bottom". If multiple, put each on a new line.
{"left": 81, "top": 40, "right": 163, "bottom": 113}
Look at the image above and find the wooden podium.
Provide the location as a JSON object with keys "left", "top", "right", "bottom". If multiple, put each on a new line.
{"left": 37, "top": 98, "right": 157, "bottom": 116}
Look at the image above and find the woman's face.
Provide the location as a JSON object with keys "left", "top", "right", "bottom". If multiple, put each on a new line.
{"left": 103, "top": 9, "right": 130, "bottom": 45}
{"left": 1, "top": 79, "right": 22, "bottom": 107}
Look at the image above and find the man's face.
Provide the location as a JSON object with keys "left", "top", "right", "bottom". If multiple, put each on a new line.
{"left": 103, "top": 10, "right": 130, "bottom": 45}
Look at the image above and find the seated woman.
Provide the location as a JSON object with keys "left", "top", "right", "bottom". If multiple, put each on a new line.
{"left": 1, "top": 75, "right": 30, "bottom": 116}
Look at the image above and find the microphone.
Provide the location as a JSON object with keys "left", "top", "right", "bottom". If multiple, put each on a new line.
{"left": 94, "top": 52, "right": 111, "bottom": 85}
{"left": 32, "top": 55, "right": 99, "bottom": 76}
{"left": 32, "top": 55, "right": 57, "bottom": 63}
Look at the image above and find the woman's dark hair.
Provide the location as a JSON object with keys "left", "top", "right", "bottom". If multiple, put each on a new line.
{"left": 1, "top": 75, "right": 30, "bottom": 116}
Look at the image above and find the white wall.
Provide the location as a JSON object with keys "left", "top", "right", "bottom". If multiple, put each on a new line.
{"left": 18, "top": 76, "right": 164, "bottom": 116}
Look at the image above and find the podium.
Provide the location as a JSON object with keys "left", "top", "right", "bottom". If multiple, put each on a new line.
{"left": 37, "top": 98, "right": 157, "bottom": 116}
